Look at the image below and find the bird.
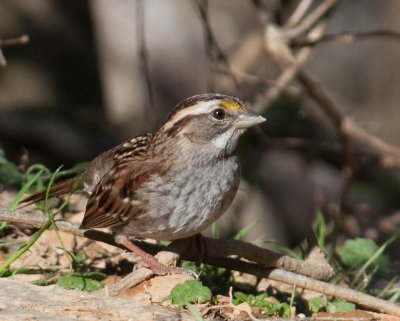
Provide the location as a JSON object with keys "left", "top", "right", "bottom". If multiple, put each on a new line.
{"left": 22, "top": 93, "right": 266, "bottom": 274}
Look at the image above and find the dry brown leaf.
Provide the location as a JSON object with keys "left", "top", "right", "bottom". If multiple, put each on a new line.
{"left": 146, "top": 274, "right": 194, "bottom": 303}
{"left": 222, "top": 302, "right": 254, "bottom": 320}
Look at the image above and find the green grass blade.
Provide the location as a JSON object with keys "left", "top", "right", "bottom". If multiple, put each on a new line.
{"left": 389, "top": 288, "right": 400, "bottom": 303}
{"left": 42, "top": 162, "right": 88, "bottom": 180}
{"left": 313, "top": 209, "right": 326, "bottom": 249}
{"left": 211, "top": 223, "right": 219, "bottom": 239}
{"left": 44, "top": 166, "right": 74, "bottom": 268}
{"left": 0, "top": 219, "right": 51, "bottom": 276}
{"left": 234, "top": 220, "right": 258, "bottom": 240}
{"left": 351, "top": 229, "right": 400, "bottom": 288}
{"left": 1, "top": 165, "right": 69, "bottom": 276}
{"left": 8, "top": 167, "right": 45, "bottom": 211}
{"left": 289, "top": 284, "right": 296, "bottom": 309}
{"left": 377, "top": 276, "right": 398, "bottom": 299}
{"left": 278, "top": 245, "right": 303, "bottom": 260}
{"left": 186, "top": 303, "right": 205, "bottom": 321}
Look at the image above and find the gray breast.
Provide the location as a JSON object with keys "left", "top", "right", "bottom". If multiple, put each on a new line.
{"left": 120, "top": 155, "right": 240, "bottom": 240}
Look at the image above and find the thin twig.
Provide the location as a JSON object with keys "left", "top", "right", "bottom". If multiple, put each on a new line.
{"left": 0, "top": 35, "right": 30, "bottom": 48}
{"left": 284, "top": 0, "right": 340, "bottom": 39}
{"left": 292, "top": 30, "right": 400, "bottom": 47}
{"left": 284, "top": 0, "right": 314, "bottom": 30}
{"left": 215, "top": 31, "right": 265, "bottom": 92}
{"left": 345, "top": 121, "right": 400, "bottom": 167}
{"left": 252, "top": 38, "right": 312, "bottom": 113}
{"left": 244, "top": 3, "right": 356, "bottom": 214}
{"left": 296, "top": 71, "right": 357, "bottom": 212}
{"left": 0, "top": 50, "right": 5, "bottom": 67}
{"left": 253, "top": 22, "right": 326, "bottom": 113}
{"left": 0, "top": 34, "right": 29, "bottom": 67}
{"left": 194, "top": 0, "right": 238, "bottom": 91}
{"left": 258, "top": 8, "right": 400, "bottom": 171}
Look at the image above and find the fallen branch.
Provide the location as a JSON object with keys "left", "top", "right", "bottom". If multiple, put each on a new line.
{"left": 0, "top": 207, "right": 333, "bottom": 281}
{"left": 2, "top": 207, "right": 400, "bottom": 316}
{"left": 269, "top": 269, "right": 400, "bottom": 317}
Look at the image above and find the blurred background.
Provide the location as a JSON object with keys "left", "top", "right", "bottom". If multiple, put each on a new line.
{"left": 1, "top": 0, "right": 400, "bottom": 254}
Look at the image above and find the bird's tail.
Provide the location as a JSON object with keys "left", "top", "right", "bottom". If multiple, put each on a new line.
{"left": 20, "top": 176, "right": 83, "bottom": 207}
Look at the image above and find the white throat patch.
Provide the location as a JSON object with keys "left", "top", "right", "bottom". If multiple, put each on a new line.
{"left": 211, "top": 128, "right": 235, "bottom": 149}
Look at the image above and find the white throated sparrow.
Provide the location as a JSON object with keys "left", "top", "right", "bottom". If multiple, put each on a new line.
{"left": 22, "top": 93, "right": 266, "bottom": 274}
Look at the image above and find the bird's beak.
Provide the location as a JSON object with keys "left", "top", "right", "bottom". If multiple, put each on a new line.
{"left": 234, "top": 110, "right": 266, "bottom": 129}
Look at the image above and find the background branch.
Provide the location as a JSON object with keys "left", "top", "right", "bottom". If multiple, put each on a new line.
{"left": 194, "top": 0, "right": 238, "bottom": 91}
{"left": 136, "top": 0, "right": 154, "bottom": 112}
{"left": 292, "top": 30, "right": 400, "bottom": 47}
{"left": 0, "top": 34, "right": 29, "bottom": 67}
{"left": 284, "top": 0, "right": 340, "bottom": 39}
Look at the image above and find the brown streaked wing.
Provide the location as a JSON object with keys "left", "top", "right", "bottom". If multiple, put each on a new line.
{"left": 80, "top": 161, "right": 160, "bottom": 229}
{"left": 81, "top": 134, "right": 152, "bottom": 193}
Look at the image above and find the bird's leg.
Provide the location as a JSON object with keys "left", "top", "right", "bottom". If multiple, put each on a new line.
{"left": 118, "top": 237, "right": 185, "bottom": 275}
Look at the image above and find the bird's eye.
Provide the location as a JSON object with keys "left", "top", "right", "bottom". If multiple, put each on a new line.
{"left": 212, "top": 108, "right": 225, "bottom": 120}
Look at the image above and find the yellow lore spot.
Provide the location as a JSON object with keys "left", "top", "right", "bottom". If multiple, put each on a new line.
{"left": 220, "top": 99, "right": 241, "bottom": 111}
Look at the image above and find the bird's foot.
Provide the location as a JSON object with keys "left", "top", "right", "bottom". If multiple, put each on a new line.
{"left": 120, "top": 238, "right": 196, "bottom": 276}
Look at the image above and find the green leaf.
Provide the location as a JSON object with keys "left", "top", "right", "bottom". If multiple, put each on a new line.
{"left": 0, "top": 149, "right": 7, "bottom": 164}
{"left": 81, "top": 271, "right": 107, "bottom": 281}
{"left": 232, "top": 291, "right": 250, "bottom": 304}
{"left": 73, "top": 250, "right": 86, "bottom": 265}
{"left": 337, "top": 238, "right": 389, "bottom": 270}
{"left": 233, "top": 291, "right": 290, "bottom": 318}
{"left": 233, "top": 291, "right": 269, "bottom": 307}
{"left": 326, "top": 299, "right": 355, "bottom": 313}
{"left": 199, "top": 263, "right": 233, "bottom": 293}
{"left": 0, "top": 164, "right": 23, "bottom": 186}
{"left": 0, "top": 149, "right": 24, "bottom": 186}
{"left": 308, "top": 296, "right": 328, "bottom": 313}
{"left": 180, "top": 260, "right": 197, "bottom": 272}
{"left": 262, "top": 302, "right": 290, "bottom": 318}
{"left": 170, "top": 280, "right": 211, "bottom": 308}
{"left": 57, "top": 272, "right": 104, "bottom": 292}
{"left": 0, "top": 221, "right": 7, "bottom": 231}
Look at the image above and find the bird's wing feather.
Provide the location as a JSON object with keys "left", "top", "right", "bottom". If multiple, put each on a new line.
{"left": 80, "top": 160, "right": 160, "bottom": 229}
{"left": 20, "top": 134, "right": 152, "bottom": 207}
